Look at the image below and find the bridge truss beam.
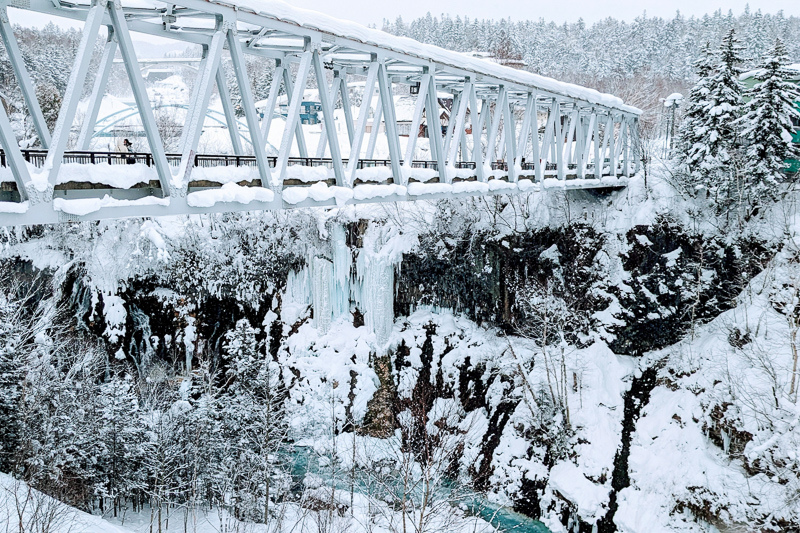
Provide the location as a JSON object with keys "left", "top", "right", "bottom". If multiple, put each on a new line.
{"left": 0, "top": 0, "right": 641, "bottom": 226}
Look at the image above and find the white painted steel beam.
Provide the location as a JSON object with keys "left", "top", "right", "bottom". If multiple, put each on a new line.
{"left": 0, "top": 0, "right": 641, "bottom": 224}
{"left": 78, "top": 28, "right": 116, "bottom": 150}
{"left": 108, "top": 0, "right": 172, "bottom": 193}
{"left": 312, "top": 49, "right": 345, "bottom": 186}
{"left": 42, "top": 0, "right": 106, "bottom": 192}
{"left": 226, "top": 25, "right": 272, "bottom": 187}
{"left": 276, "top": 50, "right": 311, "bottom": 184}
{"left": 346, "top": 59, "right": 378, "bottom": 185}
{"left": 378, "top": 60, "right": 403, "bottom": 185}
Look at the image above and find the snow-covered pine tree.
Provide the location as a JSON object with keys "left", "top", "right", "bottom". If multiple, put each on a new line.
{"left": 215, "top": 319, "right": 290, "bottom": 523}
{"left": 676, "top": 42, "right": 715, "bottom": 193}
{"left": 737, "top": 38, "right": 800, "bottom": 210}
{"left": 0, "top": 278, "right": 30, "bottom": 473}
{"left": 702, "top": 29, "right": 745, "bottom": 205}
{"left": 96, "top": 372, "right": 147, "bottom": 517}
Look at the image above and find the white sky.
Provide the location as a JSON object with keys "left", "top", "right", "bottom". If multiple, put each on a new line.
{"left": 8, "top": 0, "right": 800, "bottom": 35}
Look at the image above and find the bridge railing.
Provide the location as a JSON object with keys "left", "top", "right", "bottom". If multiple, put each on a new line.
{"left": 0, "top": 149, "right": 635, "bottom": 184}
{"left": 1, "top": 149, "right": 444, "bottom": 173}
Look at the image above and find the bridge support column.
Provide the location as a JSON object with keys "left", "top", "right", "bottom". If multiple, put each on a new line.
{"left": 315, "top": 68, "right": 342, "bottom": 159}
{"left": 609, "top": 115, "right": 618, "bottom": 178}
{"left": 632, "top": 116, "right": 642, "bottom": 175}
{"left": 485, "top": 87, "right": 504, "bottom": 179}
{"left": 531, "top": 97, "right": 542, "bottom": 182}
{"left": 580, "top": 110, "right": 597, "bottom": 178}
{"left": 403, "top": 72, "right": 430, "bottom": 169}
{"left": 0, "top": 100, "right": 32, "bottom": 201}
{"left": 470, "top": 89, "right": 485, "bottom": 182}
{"left": 600, "top": 113, "right": 613, "bottom": 177}
{"left": 443, "top": 90, "right": 460, "bottom": 160}
{"left": 576, "top": 112, "right": 586, "bottom": 179}
{"left": 216, "top": 64, "right": 244, "bottom": 156}
{"left": 312, "top": 49, "right": 345, "bottom": 187}
{"left": 516, "top": 92, "right": 535, "bottom": 172}
{"left": 109, "top": 0, "right": 173, "bottom": 194}
{"left": 563, "top": 105, "right": 578, "bottom": 176}
{"left": 178, "top": 25, "right": 225, "bottom": 183}
{"left": 42, "top": 0, "right": 106, "bottom": 193}
{"left": 365, "top": 95, "right": 382, "bottom": 160}
{"left": 554, "top": 101, "right": 565, "bottom": 181}
{"left": 314, "top": 70, "right": 354, "bottom": 160}
{"left": 377, "top": 59, "right": 403, "bottom": 185}
{"left": 622, "top": 115, "right": 632, "bottom": 177}
{"left": 593, "top": 111, "right": 601, "bottom": 178}
{"left": 338, "top": 71, "right": 355, "bottom": 147}
{"left": 503, "top": 93, "right": 518, "bottom": 182}
{"left": 259, "top": 58, "right": 285, "bottom": 154}
{"left": 447, "top": 80, "right": 471, "bottom": 178}
{"left": 276, "top": 50, "right": 312, "bottom": 186}
{"left": 281, "top": 60, "right": 309, "bottom": 159}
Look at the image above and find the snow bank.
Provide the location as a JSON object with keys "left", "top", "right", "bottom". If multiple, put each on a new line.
{"left": 191, "top": 164, "right": 260, "bottom": 185}
{"left": 0, "top": 200, "right": 28, "bottom": 213}
{"left": 54, "top": 162, "right": 156, "bottom": 188}
{"left": 285, "top": 164, "right": 334, "bottom": 183}
{"left": 53, "top": 195, "right": 170, "bottom": 216}
{"left": 282, "top": 182, "right": 355, "bottom": 205}
{"left": 407, "top": 182, "right": 452, "bottom": 195}
{"left": 352, "top": 183, "right": 406, "bottom": 200}
{"left": 187, "top": 182, "right": 275, "bottom": 207}
{"left": 549, "top": 462, "right": 609, "bottom": 522}
{"left": 0, "top": 473, "right": 133, "bottom": 533}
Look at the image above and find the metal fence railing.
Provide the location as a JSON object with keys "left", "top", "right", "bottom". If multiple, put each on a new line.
{"left": 1, "top": 150, "right": 446, "bottom": 173}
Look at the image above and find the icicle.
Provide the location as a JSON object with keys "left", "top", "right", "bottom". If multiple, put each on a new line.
{"left": 356, "top": 243, "right": 395, "bottom": 351}
{"left": 310, "top": 255, "right": 334, "bottom": 334}
{"left": 331, "top": 224, "right": 351, "bottom": 320}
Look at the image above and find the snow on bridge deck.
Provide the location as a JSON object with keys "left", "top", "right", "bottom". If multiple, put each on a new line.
{"left": 0, "top": 0, "right": 641, "bottom": 226}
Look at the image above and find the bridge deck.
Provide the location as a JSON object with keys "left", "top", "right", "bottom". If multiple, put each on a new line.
{"left": 0, "top": 149, "right": 629, "bottom": 226}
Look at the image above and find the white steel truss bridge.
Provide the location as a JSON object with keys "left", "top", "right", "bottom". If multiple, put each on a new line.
{"left": 0, "top": 0, "right": 642, "bottom": 227}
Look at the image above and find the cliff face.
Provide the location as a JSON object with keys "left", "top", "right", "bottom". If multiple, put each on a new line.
{"left": 2, "top": 171, "right": 797, "bottom": 531}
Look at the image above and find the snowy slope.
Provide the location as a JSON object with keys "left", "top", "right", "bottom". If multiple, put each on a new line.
{"left": 616, "top": 251, "right": 800, "bottom": 532}
{"left": 0, "top": 473, "right": 134, "bottom": 533}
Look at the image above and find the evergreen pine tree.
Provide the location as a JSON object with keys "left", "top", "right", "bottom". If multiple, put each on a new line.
{"left": 703, "top": 28, "right": 744, "bottom": 201}
{"left": 737, "top": 38, "right": 800, "bottom": 208}
{"left": 96, "top": 372, "right": 147, "bottom": 516}
{"left": 676, "top": 30, "right": 745, "bottom": 204}
{"left": 214, "top": 319, "right": 290, "bottom": 523}
{"left": 675, "top": 43, "right": 715, "bottom": 191}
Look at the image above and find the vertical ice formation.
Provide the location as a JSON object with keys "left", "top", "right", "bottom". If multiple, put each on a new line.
{"left": 310, "top": 255, "right": 334, "bottom": 334}
{"left": 331, "top": 224, "right": 352, "bottom": 319}
{"left": 282, "top": 268, "right": 312, "bottom": 326}
{"left": 288, "top": 221, "right": 397, "bottom": 350}
{"left": 357, "top": 252, "right": 395, "bottom": 348}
